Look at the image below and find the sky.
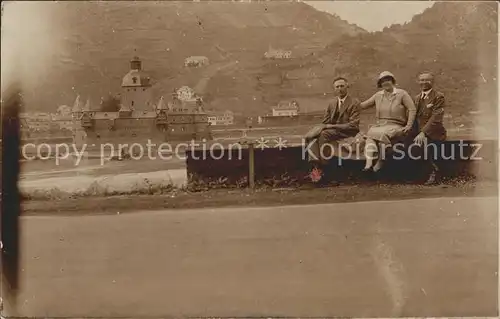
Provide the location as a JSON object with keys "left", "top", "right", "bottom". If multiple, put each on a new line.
{"left": 1, "top": 2, "right": 63, "bottom": 94}
{"left": 307, "top": 1, "right": 435, "bottom": 32}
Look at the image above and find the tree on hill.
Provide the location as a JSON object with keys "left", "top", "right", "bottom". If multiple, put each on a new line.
{"left": 100, "top": 94, "right": 120, "bottom": 112}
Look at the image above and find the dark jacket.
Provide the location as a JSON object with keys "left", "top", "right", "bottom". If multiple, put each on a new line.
{"left": 413, "top": 89, "right": 447, "bottom": 141}
{"left": 321, "top": 95, "right": 360, "bottom": 135}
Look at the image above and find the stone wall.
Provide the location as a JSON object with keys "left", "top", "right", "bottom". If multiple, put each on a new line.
{"left": 186, "top": 140, "right": 497, "bottom": 186}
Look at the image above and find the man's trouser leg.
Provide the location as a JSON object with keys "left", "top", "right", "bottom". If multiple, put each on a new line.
{"left": 415, "top": 140, "right": 441, "bottom": 183}
{"left": 307, "top": 128, "right": 349, "bottom": 177}
{"left": 317, "top": 130, "right": 344, "bottom": 182}
{"left": 306, "top": 136, "right": 321, "bottom": 166}
{"left": 307, "top": 129, "right": 339, "bottom": 165}
{"left": 426, "top": 140, "right": 441, "bottom": 173}
{"left": 317, "top": 130, "right": 337, "bottom": 166}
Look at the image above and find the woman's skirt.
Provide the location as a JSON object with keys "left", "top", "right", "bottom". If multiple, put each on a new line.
{"left": 365, "top": 121, "right": 405, "bottom": 146}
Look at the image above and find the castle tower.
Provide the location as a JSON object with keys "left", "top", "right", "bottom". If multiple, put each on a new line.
{"left": 71, "top": 95, "right": 82, "bottom": 113}
{"left": 156, "top": 96, "right": 168, "bottom": 111}
{"left": 120, "top": 56, "right": 153, "bottom": 111}
{"left": 71, "top": 95, "right": 83, "bottom": 120}
{"left": 83, "top": 98, "right": 91, "bottom": 111}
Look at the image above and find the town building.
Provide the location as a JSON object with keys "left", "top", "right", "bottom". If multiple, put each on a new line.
{"left": 52, "top": 105, "right": 73, "bottom": 131}
{"left": 52, "top": 115, "right": 73, "bottom": 131}
{"left": 57, "top": 105, "right": 72, "bottom": 116}
{"left": 19, "top": 112, "right": 51, "bottom": 132}
{"left": 207, "top": 110, "right": 234, "bottom": 126}
{"left": 184, "top": 56, "right": 209, "bottom": 68}
{"left": 271, "top": 100, "right": 300, "bottom": 117}
{"left": 19, "top": 111, "right": 73, "bottom": 140}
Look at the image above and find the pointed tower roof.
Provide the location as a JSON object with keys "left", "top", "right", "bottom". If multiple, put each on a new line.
{"left": 83, "top": 98, "right": 91, "bottom": 111}
{"left": 156, "top": 96, "right": 168, "bottom": 111}
{"left": 71, "top": 95, "right": 82, "bottom": 112}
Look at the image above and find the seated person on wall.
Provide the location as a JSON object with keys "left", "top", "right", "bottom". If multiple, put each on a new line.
{"left": 304, "top": 76, "right": 360, "bottom": 183}
{"left": 411, "top": 71, "right": 447, "bottom": 185}
{"left": 359, "top": 71, "right": 417, "bottom": 172}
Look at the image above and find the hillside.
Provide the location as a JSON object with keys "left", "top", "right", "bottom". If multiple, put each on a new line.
{"left": 11, "top": 1, "right": 365, "bottom": 112}
{"left": 253, "top": 2, "right": 497, "bottom": 116}
{"left": 6, "top": 1, "right": 497, "bottom": 120}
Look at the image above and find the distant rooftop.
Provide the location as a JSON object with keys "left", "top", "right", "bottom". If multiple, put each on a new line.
{"left": 274, "top": 100, "right": 299, "bottom": 110}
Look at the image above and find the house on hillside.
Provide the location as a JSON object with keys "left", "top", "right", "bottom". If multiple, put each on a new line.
{"left": 264, "top": 48, "right": 292, "bottom": 59}
{"left": 184, "top": 56, "right": 209, "bottom": 68}
{"left": 272, "top": 100, "right": 299, "bottom": 117}
{"left": 207, "top": 110, "right": 234, "bottom": 126}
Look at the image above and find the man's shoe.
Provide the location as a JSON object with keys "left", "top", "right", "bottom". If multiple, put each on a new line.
{"left": 424, "top": 170, "right": 438, "bottom": 185}
{"left": 372, "top": 159, "right": 385, "bottom": 173}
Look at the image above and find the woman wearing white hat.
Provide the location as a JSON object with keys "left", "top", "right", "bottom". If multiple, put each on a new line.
{"left": 360, "top": 71, "right": 416, "bottom": 172}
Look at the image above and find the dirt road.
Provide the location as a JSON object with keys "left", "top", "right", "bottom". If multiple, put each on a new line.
{"left": 4, "top": 196, "right": 497, "bottom": 317}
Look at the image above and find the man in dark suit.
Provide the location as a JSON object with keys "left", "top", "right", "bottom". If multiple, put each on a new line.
{"left": 413, "top": 72, "right": 447, "bottom": 184}
{"left": 304, "top": 77, "right": 360, "bottom": 183}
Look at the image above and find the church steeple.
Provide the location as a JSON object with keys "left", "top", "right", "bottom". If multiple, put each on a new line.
{"left": 122, "top": 56, "right": 151, "bottom": 88}
{"left": 120, "top": 55, "right": 153, "bottom": 111}
{"left": 156, "top": 96, "right": 168, "bottom": 111}
{"left": 72, "top": 95, "right": 82, "bottom": 112}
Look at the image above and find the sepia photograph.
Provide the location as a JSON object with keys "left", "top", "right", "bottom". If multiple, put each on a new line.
{"left": 1, "top": 0, "right": 498, "bottom": 317}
